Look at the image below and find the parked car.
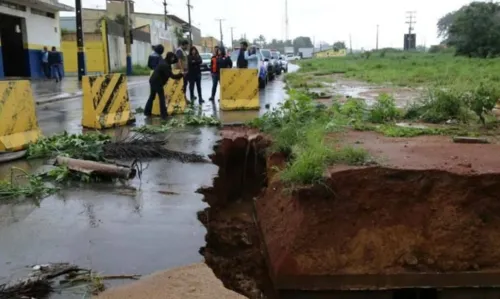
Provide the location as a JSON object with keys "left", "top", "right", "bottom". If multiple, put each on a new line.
{"left": 279, "top": 54, "right": 288, "bottom": 73}
{"left": 230, "top": 48, "right": 269, "bottom": 89}
{"left": 286, "top": 53, "right": 300, "bottom": 61}
{"left": 200, "top": 53, "right": 211, "bottom": 72}
{"left": 260, "top": 49, "right": 277, "bottom": 80}
{"left": 270, "top": 50, "right": 282, "bottom": 75}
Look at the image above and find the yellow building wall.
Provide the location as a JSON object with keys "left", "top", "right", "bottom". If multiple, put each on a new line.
{"left": 314, "top": 49, "right": 347, "bottom": 58}
{"left": 61, "top": 32, "right": 107, "bottom": 74}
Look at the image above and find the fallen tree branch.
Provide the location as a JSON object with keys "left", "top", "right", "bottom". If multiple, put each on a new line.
{"left": 55, "top": 156, "right": 137, "bottom": 180}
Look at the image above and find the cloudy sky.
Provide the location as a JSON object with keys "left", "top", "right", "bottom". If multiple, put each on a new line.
{"left": 59, "top": 0, "right": 475, "bottom": 49}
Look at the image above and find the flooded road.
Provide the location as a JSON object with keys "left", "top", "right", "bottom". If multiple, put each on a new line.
{"left": 0, "top": 66, "right": 296, "bottom": 297}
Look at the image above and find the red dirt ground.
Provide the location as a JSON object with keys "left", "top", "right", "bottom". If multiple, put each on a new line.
{"left": 256, "top": 130, "right": 500, "bottom": 281}
{"left": 197, "top": 127, "right": 275, "bottom": 299}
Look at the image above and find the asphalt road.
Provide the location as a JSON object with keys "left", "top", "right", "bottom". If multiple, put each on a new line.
{"left": 0, "top": 66, "right": 296, "bottom": 297}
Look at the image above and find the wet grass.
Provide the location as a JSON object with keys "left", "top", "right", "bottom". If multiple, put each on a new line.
{"left": 249, "top": 88, "right": 500, "bottom": 186}
{"left": 117, "top": 64, "right": 151, "bottom": 76}
{"left": 297, "top": 52, "right": 500, "bottom": 88}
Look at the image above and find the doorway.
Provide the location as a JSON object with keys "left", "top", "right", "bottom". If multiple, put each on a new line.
{"left": 0, "top": 13, "right": 27, "bottom": 77}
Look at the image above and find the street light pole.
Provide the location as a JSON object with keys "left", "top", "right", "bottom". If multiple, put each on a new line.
{"left": 187, "top": 0, "right": 193, "bottom": 46}
{"left": 75, "top": 0, "right": 86, "bottom": 81}
{"left": 230, "top": 26, "right": 235, "bottom": 49}
{"left": 124, "top": 0, "right": 132, "bottom": 75}
{"left": 215, "top": 18, "right": 224, "bottom": 47}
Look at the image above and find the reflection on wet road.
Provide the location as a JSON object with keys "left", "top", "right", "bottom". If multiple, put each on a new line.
{"left": 0, "top": 66, "right": 295, "bottom": 296}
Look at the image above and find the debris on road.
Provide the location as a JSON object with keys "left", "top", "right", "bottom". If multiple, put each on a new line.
{"left": 0, "top": 167, "right": 58, "bottom": 201}
{"left": 132, "top": 115, "right": 221, "bottom": 135}
{"left": 55, "top": 156, "right": 137, "bottom": 180}
{"left": 0, "top": 263, "right": 140, "bottom": 298}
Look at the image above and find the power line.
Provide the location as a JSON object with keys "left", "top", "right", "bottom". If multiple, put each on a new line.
{"left": 406, "top": 11, "right": 416, "bottom": 35}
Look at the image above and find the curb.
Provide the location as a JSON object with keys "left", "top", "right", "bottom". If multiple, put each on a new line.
{"left": 35, "top": 80, "right": 149, "bottom": 106}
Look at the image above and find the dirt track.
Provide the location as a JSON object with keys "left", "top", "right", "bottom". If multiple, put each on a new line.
{"left": 94, "top": 263, "right": 245, "bottom": 299}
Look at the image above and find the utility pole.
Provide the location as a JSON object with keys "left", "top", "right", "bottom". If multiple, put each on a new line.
{"left": 285, "top": 0, "right": 289, "bottom": 42}
{"left": 75, "top": 0, "right": 86, "bottom": 81}
{"left": 187, "top": 0, "right": 193, "bottom": 46}
{"left": 405, "top": 11, "right": 416, "bottom": 50}
{"left": 349, "top": 34, "right": 353, "bottom": 54}
{"left": 376, "top": 24, "right": 379, "bottom": 50}
{"left": 163, "top": 0, "right": 168, "bottom": 30}
{"left": 124, "top": 0, "right": 132, "bottom": 75}
{"left": 215, "top": 18, "right": 225, "bottom": 47}
{"left": 230, "top": 27, "right": 235, "bottom": 49}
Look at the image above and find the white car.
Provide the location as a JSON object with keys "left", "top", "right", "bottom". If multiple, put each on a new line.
{"left": 286, "top": 53, "right": 300, "bottom": 61}
{"left": 200, "top": 53, "right": 211, "bottom": 72}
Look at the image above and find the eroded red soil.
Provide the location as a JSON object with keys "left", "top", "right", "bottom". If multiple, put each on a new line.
{"left": 256, "top": 130, "right": 500, "bottom": 281}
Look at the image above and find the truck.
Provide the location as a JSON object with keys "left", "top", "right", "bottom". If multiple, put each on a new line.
{"left": 284, "top": 47, "right": 294, "bottom": 55}
{"left": 298, "top": 47, "right": 314, "bottom": 59}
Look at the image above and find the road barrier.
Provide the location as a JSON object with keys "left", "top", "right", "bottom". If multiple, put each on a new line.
{"left": 82, "top": 73, "right": 134, "bottom": 129}
{"left": 220, "top": 69, "right": 259, "bottom": 110}
{"left": 0, "top": 80, "right": 42, "bottom": 152}
{"left": 152, "top": 70, "right": 187, "bottom": 115}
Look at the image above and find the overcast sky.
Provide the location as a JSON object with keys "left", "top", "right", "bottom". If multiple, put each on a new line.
{"left": 59, "top": 0, "right": 476, "bottom": 49}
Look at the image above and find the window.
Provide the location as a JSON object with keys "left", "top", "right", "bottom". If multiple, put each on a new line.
{"left": 31, "top": 8, "right": 55, "bottom": 19}
{"left": 0, "top": 0, "right": 26, "bottom": 11}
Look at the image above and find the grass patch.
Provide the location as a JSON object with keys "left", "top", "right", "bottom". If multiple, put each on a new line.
{"left": 117, "top": 64, "right": 151, "bottom": 76}
{"left": 132, "top": 114, "right": 221, "bottom": 134}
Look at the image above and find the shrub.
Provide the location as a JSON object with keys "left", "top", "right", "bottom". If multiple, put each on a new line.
{"left": 369, "top": 94, "right": 399, "bottom": 123}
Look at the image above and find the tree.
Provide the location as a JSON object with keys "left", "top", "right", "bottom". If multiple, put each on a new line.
{"left": 447, "top": 1, "right": 500, "bottom": 57}
{"left": 257, "top": 34, "right": 266, "bottom": 47}
{"left": 292, "top": 36, "right": 313, "bottom": 52}
{"left": 333, "top": 41, "right": 346, "bottom": 49}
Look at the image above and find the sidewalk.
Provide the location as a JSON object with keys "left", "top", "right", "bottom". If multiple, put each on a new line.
{"left": 32, "top": 76, "right": 149, "bottom": 105}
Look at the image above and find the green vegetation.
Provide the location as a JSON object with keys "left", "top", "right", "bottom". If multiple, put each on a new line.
{"left": 249, "top": 90, "right": 372, "bottom": 185}
{"left": 132, "top": 114, "right": 221, "bottom": 134}
{"left": 27, "top": 132, "right": 111, "bottom": 160}
{"left": 0, "top": 168, "right": 58, "bottom": 201}
{"left": 118, "top": 64, "right": 151, "bottom": 76}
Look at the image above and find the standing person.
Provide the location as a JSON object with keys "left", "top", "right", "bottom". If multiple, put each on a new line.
{"left": 187, "top": 46, "right": 203, "bottom": 105}
{"left": 209, "top": 46, "right": 232, "bottom": 102}
{"left": 41, "top": 47, "right": 50, "bottom": 79}
{"left": 175, "top": 40, "right": 190, "bottom": 100}
{"left": 48, "top": 46, "right": 63, "bottom": 83}
{"left": 237, "top": 41, "right": 249, "bottom": 68}
{"left": 148, "top": 44, "right": 164, "bottom": 71}
{"left": 144, "top": 52, "right": 184, "bottom": 120}
{"left": 245, "top": 45, "right": 260, "bottom": 69}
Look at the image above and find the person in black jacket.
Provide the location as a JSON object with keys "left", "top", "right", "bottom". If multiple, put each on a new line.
{"left": 144, "top": 52, "right": 184, "bottom": 119}
{"left": 48, "top": 46, "right": 63, "bottom": 82}
{"left": 187, "top": 46, "right": 203, "bottom": 105}
{"left": 209, "top": 46, "right": 232, "bottom": 102}
{"left": 147, "top": 45, "right": 164, "bottom": 71}
{"left": 237, "top": 41, "right": 249, "bottom": 68}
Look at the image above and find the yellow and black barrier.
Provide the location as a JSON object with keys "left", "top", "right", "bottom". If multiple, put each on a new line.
{"left": 220, "top": 69, "right": 259, "bottom": 111}
{"left": 152, "top": 70, "right": 187, "bottom": 115}
{"left": 82, "top": 73, "right": 134, "bottom": 129}
{"left": 0, "top": 80, "right": 42, "bottom": 152}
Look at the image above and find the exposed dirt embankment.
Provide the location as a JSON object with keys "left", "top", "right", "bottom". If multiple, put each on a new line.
{"left": 197, "top": 127, "right": 275, "bottom": 299}
{"left": 256, "top": 130, "right": 500, "bottom": 281}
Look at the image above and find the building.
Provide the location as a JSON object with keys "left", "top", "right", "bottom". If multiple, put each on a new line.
{"left": 0, "top": 0, "right": 73, "bottom": 79}
{"left": 201, "top": 36, "right": 219, "bottom": 53}
{"left": 60, "top": 0, "right": 202, "bottom": 49}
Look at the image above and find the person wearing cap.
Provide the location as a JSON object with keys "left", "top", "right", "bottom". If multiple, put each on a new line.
{"left": 148, "top": 44, "right": 164, "bottom": 70}
{"left": 144, "top": 52, "right": 184, "bottom": 120}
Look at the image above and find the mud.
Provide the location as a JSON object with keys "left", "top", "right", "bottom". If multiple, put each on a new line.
{"left": 201, "top": 126, "right": 500, "bottom": 295}
{"left": 257, "top": 130, "right": 500, "bottom": 281}
{"left": 197, "top": 127, "right": 275, "bottom": 299}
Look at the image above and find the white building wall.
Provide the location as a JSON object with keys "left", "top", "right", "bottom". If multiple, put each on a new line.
{"left": 107, "top": 35, "right": 150, "bottom": 71}
{"left": 0, "top": 4, "right": 60, "bottom": 49}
